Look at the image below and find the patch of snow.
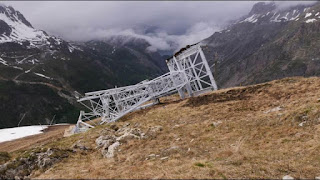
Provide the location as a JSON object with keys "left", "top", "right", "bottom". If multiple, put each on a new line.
{"left": 25, "top": 69, "right": 31, "bottom": 73}
{"left": 305, "top": 13, "right": 313, "bottom": 18}
{"left": 248, "top": 15, "right": 258, "bottom": 23}
{"left": 291, "top": 13, "right": 300, "bottom": 21}
{"left": 68, "top": 44, "right": 82, "bottom": 53}
{"left": 34, "top": 72, "right": 52, "bottom": 80}
{"left": 17, "top": 55, "right": 33, "bottom": 64}
{"left": 0, "top": 57, "right": 8, "bottom": 66}
{"left": 239, "top": 14, "right": 259, "bottom": 23}
{"left": 271, "top": 13, "right": 281, "bottom": 22}
{"left": 68, "top": 45, "right": 74, "bottom": 53}
{"left": 285, "top": 12, "right": 290, "bottom": 19}
{"left": 0, "top": 125, "right": 48, "bottom": 143}
{"left": 12, "top": 66, "right": 23, "bottom": 70}
{"left": 111, "top": 46, "right": 116, "bottom": 54}
{"left": 316, "top": 12, "right": 320, "bottom": 16}
{"left": 306, "top": 18, "right": 317, "bottom": 23}
{"left": 293, "top": 10, "right": 297, "bottom": 15}
{"left": 304, "top": 7, "right": 310, "bottom": 13}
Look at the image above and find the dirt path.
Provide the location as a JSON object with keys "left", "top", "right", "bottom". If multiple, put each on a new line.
{"left": 0, "top": 125, "right": 71, "bottom": 153}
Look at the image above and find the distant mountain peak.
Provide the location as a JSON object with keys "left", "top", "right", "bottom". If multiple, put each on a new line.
{"left": 237, "top": 1, "right": 317, "bottom": 24}
{"left": 0, "top": 4, "right": 33, "bottom": 28}
{"left": 0, "top": 4, "right": 80, "bottom": 54}
{"left": 248, "top": 2, "right": 276, "bottom": 16}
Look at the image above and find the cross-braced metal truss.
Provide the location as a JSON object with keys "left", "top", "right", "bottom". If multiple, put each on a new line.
{"left": 74, "top": 44, "right": 217, "bottom": 133}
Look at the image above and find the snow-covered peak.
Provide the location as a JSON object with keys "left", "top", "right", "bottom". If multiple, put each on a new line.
{"left": 0, "top": 5, "right": 52, "bottom": 46}
{"left": 237, "top": 2, "right": 315, "bottom": 24}
{"left": 0, "top": 4, "right": 78, "bottom": 51}
{"left": 0, "top": 4, "right": 32, "bottom": 28}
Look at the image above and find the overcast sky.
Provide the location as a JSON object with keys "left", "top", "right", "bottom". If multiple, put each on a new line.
{"left": 4, "top": 1, "right": 318, "bottom": 51}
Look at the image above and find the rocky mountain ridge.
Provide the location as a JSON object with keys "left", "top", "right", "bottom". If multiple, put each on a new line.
{"left": 202, "top": 1, "right": 320, "bottom": 88}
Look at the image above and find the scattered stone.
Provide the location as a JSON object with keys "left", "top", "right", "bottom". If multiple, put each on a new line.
{"left": 117, "top": 133, "right": 139, "bottom": 143}
{"left": 265, "top": 106, "right": 283, "bottom": 114}
{"left": 299, "top": 121, "right": 307, "bottom": 127}
{"left": 146, "top": 154, "right": 157, "bottom": 160}
{"left": 301, "top": 115, "right": 308, "bottom": 121}
{"left": 161, "top": 146, "right": 180, "bottom": 157}
{"left": 95, "top": 135, "right": 116, "bottom": 148}
{"left": 134, "top": 122, "right": 140, "bottom": 128}
{"left": 212, "top": 120, "right": 222, "bottom": 127}
{"left": 160, "top": 157, "right": 169, "bottom": 161}
{"left": 146, "top": 126, "right": 163, "bottom": 138}
{"left": 283, "top": 175, "right": 294, "bottom": 180}
{"left": 71, "top": 140, "right": 90, "bottom": 151}
{"left": 123, "top": 122, "right": 130, "bottom": 127}
{"left": 110, "top": 124, "right": 119, "bottom": 131}
{"left": 116, "top": 127, "right": 143, "bottom": 143}
{"left": 96, "top": 125, "right": 161, "bottom": 158}
{"left": 317, "top": 98, "right": 320, "bottom": 103}
{"left": 100, "top": 128, "right": 116, "bottom": 136}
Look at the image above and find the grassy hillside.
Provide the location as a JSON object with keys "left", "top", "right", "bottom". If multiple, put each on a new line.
{"left": 1, "top": 76, "right": 320, "bottom": 179}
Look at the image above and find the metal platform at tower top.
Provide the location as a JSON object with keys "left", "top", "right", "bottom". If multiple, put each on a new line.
{"left": 74, "top": 44, "right": 217, "bottom": 133}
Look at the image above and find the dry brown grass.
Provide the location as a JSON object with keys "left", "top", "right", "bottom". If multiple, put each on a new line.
{"left": 28, "top": 77, "right": 320, "bottom": 179}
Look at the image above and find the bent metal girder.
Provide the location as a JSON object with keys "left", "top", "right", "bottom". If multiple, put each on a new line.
{"left": 75, "top": 44, "right": 217, "bottom": 133}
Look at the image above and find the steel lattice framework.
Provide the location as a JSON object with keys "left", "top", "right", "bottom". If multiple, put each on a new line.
{"left": 74, "top": 44, "right": 217, "bottom": 133}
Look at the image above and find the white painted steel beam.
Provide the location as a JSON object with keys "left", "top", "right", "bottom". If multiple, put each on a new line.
{"left": 75, "top": 45, "right": 217, "bottom": 132}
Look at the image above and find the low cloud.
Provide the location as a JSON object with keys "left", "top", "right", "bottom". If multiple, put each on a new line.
{"left": 4, "top": 1, "right": 254, "bottom": 52}
{"left": 67, "top": 22, "right": 220, "bottom": 52}
{"left": 3, "top": 1, "right": 318, "bottom": 52}
{"left": 274, "top": 1, "right": 317, "bottom": 10}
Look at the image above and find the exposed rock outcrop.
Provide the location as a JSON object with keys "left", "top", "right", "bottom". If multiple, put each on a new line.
{"left": 95, "top": 123, "right": 162, "bottom": 158}
{"left": 0, "top": 148, "right": 71, "bottom": 179}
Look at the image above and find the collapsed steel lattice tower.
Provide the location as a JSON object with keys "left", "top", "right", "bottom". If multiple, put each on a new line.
{"left": 74, "top": 44, "right": 217, "bottom": 133}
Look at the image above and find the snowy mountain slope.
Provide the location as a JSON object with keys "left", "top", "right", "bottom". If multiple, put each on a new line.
{"left": 236, "top": 2, "right": 307, "bottom": 24}
{"left": 0, "top": 4, "right": 75, "bottom": 50}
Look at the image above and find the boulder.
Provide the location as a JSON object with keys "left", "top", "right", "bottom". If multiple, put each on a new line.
{"left": 103, "top": 142, "right": 120, "bottom": 158}
{"left": 95, "top": 135, "right": 116, "bottom": 148}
